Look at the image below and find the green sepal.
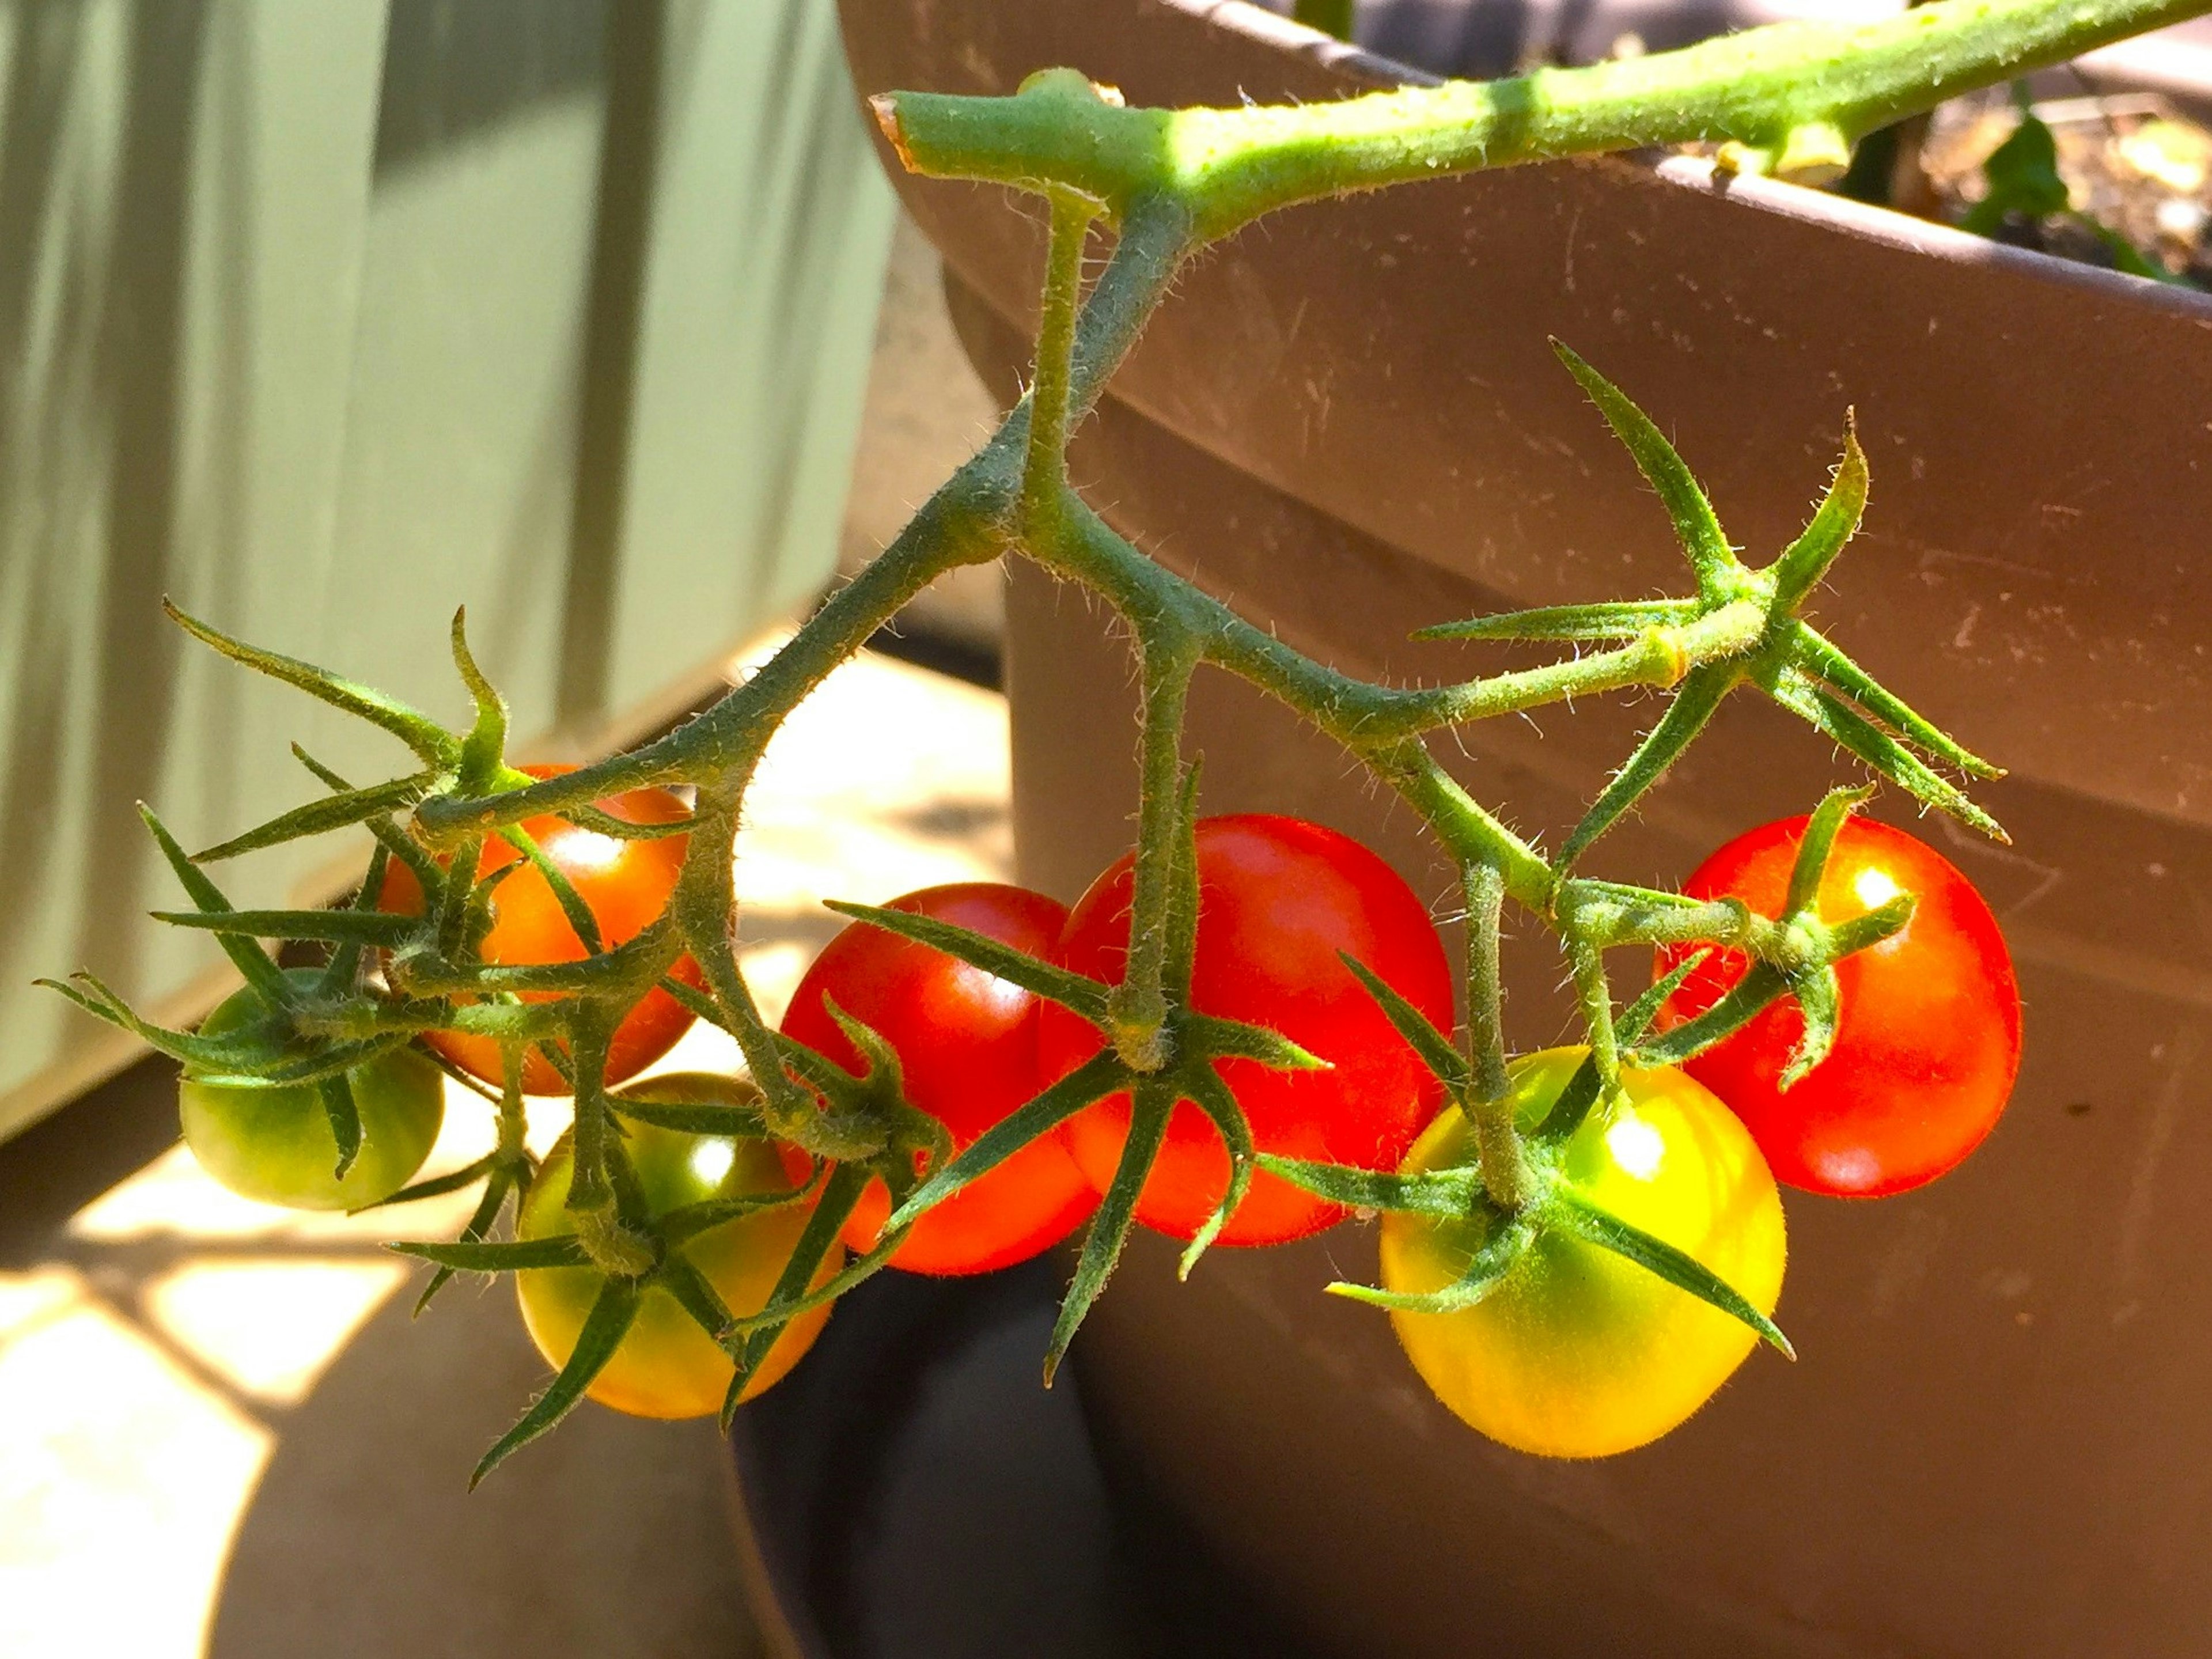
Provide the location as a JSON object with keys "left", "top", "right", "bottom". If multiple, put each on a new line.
{"left": 165, "top": 599, "right": 458, "bottom": 770}
{"left": 1546, "top": 1191, "right": 1794, "bottom": 1357}
{"left": 1779, "top": 965, "right": 1842, "bottom": 1090}
{"left": 139, "top": 805, "right": 291, "bottom": 1003}
{"left": 561, "top": 804, "right": 695, "bottom": 840}
{"left": 293, "top": 744, "right": 450, "bottom": 892}
{"left": 1558, "top": 661, "right": 1734, "bottom": 870}
{"left": 655, "top": 1248, "right": 743, "bottom": 1358}
{"left": 352, "top": 1150, "right": 502, "bottom": 1214}
{"left": 1631, "top": 960, "right": 1791, "bottom": 1069}
{"left": 193, "top": 772, "right": 438, "bottom": 864}
{"left": 37, "top": 972, "right": 274, "bottom": 1072}
{"left": 1766, "top": 667, "right": 2008, "bottom": 842}
{"left": 1784, "top": 782, "right": 1878, "bottom": 917}
{"left": 448, "top": 609, "right": 512, "bottom": 791}
{"left": 388, "top": 1234, "right": 593, "bottom": 1272}
{"left": 1339, "top": 951, "right": 1469, "bottom": 1092}
{"left": 1046, "top": 1077, "right": 1174, "bottom": 1385}
{"left": 1789, "top": 624, "right": 2001, "bottom": 779}
{"left": 1327, "top": 1218, "right": 1531, "bottom": 1313}
{"left": 821, "top": 898, "right": 1111, "bottom": 1022}
{"left": 1414, "top": 599, "right": 1696, "bottom": 643}
{"left": 718, "top": 1221, "right": 908, "bottom": 1335}
{"left": 495, "top": 822, "right": 604, "bottom": 955}
{"left": 317, "top": 1073, "right": 363, "bottom": 1180}
{"left": 471, "top": 1275, "right": 641, "bottom": 1487}
{"left": 1552, "top": 342, "right": 1733, "bottom": 595}
{"left": 1181, "top": 1012, "right": 1330, "bottom": 1071}
{"left": 658, "top": 1180, "right": 818, "bottom": 1246}
{"left": 1256, "top": 1152, "right": 1479, "bottom": 1217}
{"left": 722, "top": 1161, "right": 870, "bottom": 1427}
{"left": 883, "top": 1049, "right": 1126, "bottom": 1233}
{"left": 404, "top": 1166, "right": 517, "bottom": 1317}
{"left": 151, "top": 907, "right": 418, "bottom": 948}
{"left": 1767, "top": 418, "right": 1869, "bottom": 614}
{"left": 611, "top": 1085, "right": 771, "bottom": 1140}
{"left": 1535, "top": 950, "right": 1710, "bottom": 1145}
{"left": 1177, "top": 1063, "right": 1255, "bottom": 1279}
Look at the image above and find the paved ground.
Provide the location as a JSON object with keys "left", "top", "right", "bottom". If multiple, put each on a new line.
{"left": 0, "top": 637, "right": 1015, "bottom": 1658}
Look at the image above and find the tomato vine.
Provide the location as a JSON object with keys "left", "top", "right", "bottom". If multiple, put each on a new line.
{"left": 44, "top": 0, "right": 2164, "bottom": 1477}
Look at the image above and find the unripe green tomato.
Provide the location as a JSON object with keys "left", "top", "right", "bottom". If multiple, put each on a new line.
{"left": 179, "top": 973, "right": 445, "bottom": 1211}
{"left": 1380, "top": 1048, "right": 1786, "bottom": 1459}
{"left": 515, "top": 1077, "right": 836, "bottom": 1420}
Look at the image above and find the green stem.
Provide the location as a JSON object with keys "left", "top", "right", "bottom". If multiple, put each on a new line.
{"left": 878, "top": 0, "right": 2212, "bottom": 234}
{"left": 1023, "top": 190, "right": 1097, "bottom": 531}
{"left": 1106, "top": 638, "right": 1199, "bottom": 1070}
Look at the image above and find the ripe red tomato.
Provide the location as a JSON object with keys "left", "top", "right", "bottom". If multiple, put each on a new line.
{"left": 381, "top": 764, "right": 703, "bottom": 1094}
{"left": 1654, "top": 815, "right": 2021, "bottom": 1197}
{"left": 781, "top": 884, "right": 1094, "bottom": 1275}
{"left": 1040, "top": 814, "right": 1455, "bottom": 1247}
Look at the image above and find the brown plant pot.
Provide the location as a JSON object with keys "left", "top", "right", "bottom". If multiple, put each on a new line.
{"left": 840, "top": 3, "right": 2212, "bottom": 1655}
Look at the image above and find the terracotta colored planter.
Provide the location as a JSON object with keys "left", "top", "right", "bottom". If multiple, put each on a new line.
{"left": 841, "top": 3, "right": 2212, "bottom": 1654}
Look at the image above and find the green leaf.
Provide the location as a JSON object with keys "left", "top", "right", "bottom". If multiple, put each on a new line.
{"left": 1339, "top": 952, "right": 1468, "bottom": 1092}
{"left": 1256, "top": 1152, "right": 1479, "bottom": 1217}
{"left": 1414, "top": 599, "right": 1697, "bottom": 643}
{"left": 822, "top": 899, "right": 1111, "bottom": 1021}
{"left": 471, "top": 1277, "right": 642, "bottom": 1486}
{"left": 1327, "top": 1219, "right": 1531, "bottom": 1313}
{"left": 1552, "top": 342, "right": 1733, "bottom": 593}
{"left": 1767, "top": 420, "right": 1869, "bottom": 613}
{"left": 1547, "top": 1191, "right": 1793, "bottom": 1357}
{"left": 1962, "top": 108, "right": 2068, "bottom": 236}
{"left": 165, "top": 599, "right": 457, "bottom": 770}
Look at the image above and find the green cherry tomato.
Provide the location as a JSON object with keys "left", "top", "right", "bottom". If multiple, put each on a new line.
{"left": 179, "top": 972, "right": 445, "bottom": 1211}
{"left": 514, "top": 1075, "right": 837, "bottom": 1420}
{"left": 1380, "top": 1048, "right": 1786, "bottom": 1459}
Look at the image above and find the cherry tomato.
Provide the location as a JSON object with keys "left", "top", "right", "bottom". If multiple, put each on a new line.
{"left": 381, "top": 764, "right": 704, "bottom": 1094}
{"left": 1381, "top": 1048, "right": 1786, "bottom": 1459}
{"left": 514, "top": 1074, "right": 835, "bottom": 1419}
{"left": 1654, "top": 816, "right": 2021, "bottom": 1197}
{"left": 179, "top": 970, "right": 445, "bottom": 1211}
{"left": 782, "top": 884, "right": 1094, "bottom": 1275}
{"left": 1040, "top": 814, "right": 1455, "bottom": 1247}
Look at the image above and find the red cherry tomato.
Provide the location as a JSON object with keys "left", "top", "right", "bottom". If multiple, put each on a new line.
{"left": 1041, "top": 814, "right": 1455, "bottom": 1247}
{"left": 381, "top": 764, "right": 704, "bottom": 1094}
{"left": 782, "top": 884, "right": 1095, "bottom": 1275}
{"left": 1654, "top": 815, "right": 2021, "bottom": 1197}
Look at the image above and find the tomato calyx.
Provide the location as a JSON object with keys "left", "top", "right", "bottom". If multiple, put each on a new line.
{"left": 813, "top": 892, "right": 1327, "bottom": 1378}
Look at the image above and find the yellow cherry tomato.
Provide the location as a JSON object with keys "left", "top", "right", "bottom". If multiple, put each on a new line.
{"left": 514, "top": 1075, "right": 838, "bottom": 1419}
{"left": 1380, "top": 1048, "right": 1786, "bottom": 1459}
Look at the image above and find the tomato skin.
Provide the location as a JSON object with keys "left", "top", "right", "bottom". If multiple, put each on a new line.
{"left": 782, "top": 884, "right": 1094, "bottom": 1276}
{"left": 1040, "top": 815, "right": 1455, "bottom": 1247}
{"left": 1381, "top": 1048, "right": 1786, "bottom": 1459}
{"left": 380, "top": 764, "right": 703, "bottom": 1095}
{"left": 514, "top": 1075, "right": 834, "bottom": 1419}
{"left": 180, "top": 972, "right": 445, "bottom": 1211}
{"left": 1655, "top": 816, "right": 2021, "bottom": 1198}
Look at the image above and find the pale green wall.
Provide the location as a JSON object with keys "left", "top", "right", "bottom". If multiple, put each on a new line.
{"left": 0, "top": 0, "right": 895, "bottom": 1138}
